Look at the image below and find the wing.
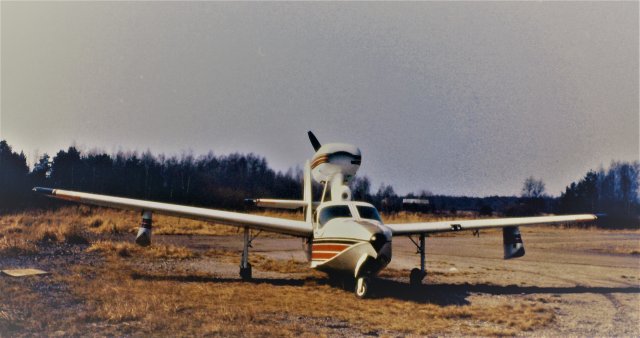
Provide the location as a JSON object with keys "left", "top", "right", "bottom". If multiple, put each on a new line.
{"left": 386, "top": 214, "right": 597, "bottom": 236}
{"left": 33, "top": 187, "right": 313, "bottom": 237}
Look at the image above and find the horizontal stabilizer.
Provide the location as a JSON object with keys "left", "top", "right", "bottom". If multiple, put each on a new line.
{"left": 245, "top": 198, "right": 320, "bottom": 210}
{"left": 244, "top": 198, "right": 307, "bottom": 210}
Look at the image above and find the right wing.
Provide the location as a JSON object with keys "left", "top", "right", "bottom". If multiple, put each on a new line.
{"left": 33, "top": 187, "right": 313, "bottom": 237}
{"left": 386, "top": 214, "right": 597, "bottom": 236}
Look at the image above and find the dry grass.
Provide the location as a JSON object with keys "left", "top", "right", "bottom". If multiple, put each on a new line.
{"left": 86, "top": 240, "right": 309, "bottom": 274}
{"left": 51, "top": 260, "right": 553, "bottom": 336}
{"left": 249, "top": 254, "right": 310, "bottom": 274}
{"left": 2, "top": 208, "right": 636, "bottom": 336}
{"left": 71, "top": 241, "right": 553, "bottom": 336}
{"left": 0, "top": 236, "right": 39, "bottom": 257}
{"left": 0, "top": 211, "right": 90, "bottom": 256}
{"left": 0, "top": 207, "right": 301, "bottom": 240}
{"left": 87, "top": 240, "right": 197, "bottom": 259}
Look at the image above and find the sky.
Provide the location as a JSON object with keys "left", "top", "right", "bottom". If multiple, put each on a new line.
{"left": 1, "top": 2, "right": 638, "bottom": 197}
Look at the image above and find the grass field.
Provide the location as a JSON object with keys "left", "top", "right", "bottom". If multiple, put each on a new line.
{"left": 1, "top": 207, "right": 638, "bottom": 336}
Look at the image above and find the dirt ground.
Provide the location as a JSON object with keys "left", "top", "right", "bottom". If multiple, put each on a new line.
{"left": 1, "top": 223, "right": 639, "bottom": 336}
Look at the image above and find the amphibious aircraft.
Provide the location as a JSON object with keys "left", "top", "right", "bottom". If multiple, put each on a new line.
{"left": 33, "top": 131, "right": 596, "bottom": 298}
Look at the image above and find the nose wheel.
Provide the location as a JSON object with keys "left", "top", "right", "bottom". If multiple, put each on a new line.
{"left": 355, "top": 277, "right": 371, "bottom": 299}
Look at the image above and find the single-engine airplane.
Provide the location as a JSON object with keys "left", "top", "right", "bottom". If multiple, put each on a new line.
{"left": 33, "top": 132, "right": 596, "bottom": 298}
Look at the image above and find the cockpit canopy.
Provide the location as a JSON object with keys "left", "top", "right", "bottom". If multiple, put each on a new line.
{"left": 317, "top": 202, "right": 382, "bottom": 227}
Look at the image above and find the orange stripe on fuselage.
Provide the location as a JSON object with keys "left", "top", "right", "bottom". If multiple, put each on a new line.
{"left": 312, "top": 244, "right": 349, "bottom": 252}
{"left": 311, "top": 156, "right": 329, "bottom": 169}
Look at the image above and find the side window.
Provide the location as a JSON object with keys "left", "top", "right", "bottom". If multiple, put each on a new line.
{"left": 356, "top": 206, "right": 382, "bottom": 223}
{"left": 318, "top": 206, "right": 352, "bottom": 227}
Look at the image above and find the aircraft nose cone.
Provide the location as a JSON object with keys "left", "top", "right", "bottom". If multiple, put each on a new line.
{"left": 369, "top": 232, "right": 388, "bottom": 252}
{"left": 369, "top": 230, "right": 392, "bottom": 266}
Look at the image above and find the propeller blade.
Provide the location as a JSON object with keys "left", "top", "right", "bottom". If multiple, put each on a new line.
{"left": 308, "top": 131, "right": 322, "bottom": 151}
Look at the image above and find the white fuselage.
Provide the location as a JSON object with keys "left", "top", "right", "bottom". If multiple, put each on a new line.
{"left": 310, "top": 201, "right": 392, "bottom": 278}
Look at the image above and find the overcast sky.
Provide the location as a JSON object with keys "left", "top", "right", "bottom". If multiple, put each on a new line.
{"left": 1, "top": 2, "right": 638, "bottom": 197}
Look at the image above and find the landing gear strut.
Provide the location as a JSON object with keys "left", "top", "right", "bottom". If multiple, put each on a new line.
{"left": 239, "top": 227, "right": 260, "bottom": 281}
{"left": 409, "top": 233, "right": 427, "bottom": 287}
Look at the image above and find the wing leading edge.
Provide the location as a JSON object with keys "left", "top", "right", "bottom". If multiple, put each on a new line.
{"left": 33, "top": 187, "right": 313, "bottom": 237}
{"left": 386, "top": 214, "right": 597, "bottom": 236}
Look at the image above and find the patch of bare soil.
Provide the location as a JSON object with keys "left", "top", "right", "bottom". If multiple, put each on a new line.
{"left": 1, "top": 213, "right": 638, "bottom": 336}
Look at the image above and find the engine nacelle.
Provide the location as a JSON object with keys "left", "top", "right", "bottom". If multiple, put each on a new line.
{"left": 311, "top": 143, "right": 361, "bottom": 184}
{"left": 503, "top": 226, "right": 525, "bottom": 259}
{"left": 135, "top": 210, "right": 153, "bottom": 246}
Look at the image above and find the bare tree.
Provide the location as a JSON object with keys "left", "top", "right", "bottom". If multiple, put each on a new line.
{"left": 521, "top": 176, "right": 545, "bottom": 198}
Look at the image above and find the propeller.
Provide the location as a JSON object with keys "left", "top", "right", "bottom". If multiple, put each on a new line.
{"left": 308, "top": 131, "right": 322, "bottom": 151}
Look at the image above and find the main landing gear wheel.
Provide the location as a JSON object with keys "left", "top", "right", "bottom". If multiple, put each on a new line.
{"left": 355, "top": 277, "right": 371, "bottom": 299}
{"left": 240, "top": 263, "right": 252, "bottom": 281}
{"left": 410, "top": 268, "right": 425, "bottom": 287}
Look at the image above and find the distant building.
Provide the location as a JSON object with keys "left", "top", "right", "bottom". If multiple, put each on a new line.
{"left": 402, "top": 198, "right": 430, "bottom": 205}
{"left": 402, "top": 198, "right": 430, "bottom": 212}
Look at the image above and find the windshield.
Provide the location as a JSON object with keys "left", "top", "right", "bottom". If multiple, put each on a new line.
{"left": 356, "top": 206, "right": 382, "bottom": 223}
{"left": 319, "top": 205, "right": 352, "bottom": 226}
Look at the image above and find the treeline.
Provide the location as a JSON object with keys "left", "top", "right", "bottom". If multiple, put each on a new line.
{"left": 558, "top": 162, "right": 639, "bottom": 227}
{"left": 2, "top": 140, "right": 302, "bottom": 211}
{"left": 1, "top": 140, "right": 638, "bottom": 227}
{"left": 349, "top": 162, "right": 639, "bottom": 227}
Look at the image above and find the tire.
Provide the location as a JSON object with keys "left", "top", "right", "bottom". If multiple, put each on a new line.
{"left": 355, "top": 277, "right": 370, "bottom": 299}
{"left": 239, "top": 263, "right": 252, "bottom": 281}
{"left": 410, "top": 268, "right": 425, "bottom": 287}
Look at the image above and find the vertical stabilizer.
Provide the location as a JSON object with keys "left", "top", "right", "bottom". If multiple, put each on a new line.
{"left": 304, "top": 160, "right": 313, "bottom": 224}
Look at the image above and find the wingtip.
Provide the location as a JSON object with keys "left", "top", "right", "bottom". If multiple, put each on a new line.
{"left": 32, "top": 187, "right": 55, "bottom": 195}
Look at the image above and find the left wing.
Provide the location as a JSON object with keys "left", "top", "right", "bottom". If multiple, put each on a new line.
{"left": 386, "top": 214, "right": 597, "bottom": 236}
{"left": 33, "top": 187, "right": 313, "bottom": 237}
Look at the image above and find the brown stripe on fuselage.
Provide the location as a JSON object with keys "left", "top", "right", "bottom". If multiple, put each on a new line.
{"left": 311, "top": 252, "right": 337, "bottom": 260}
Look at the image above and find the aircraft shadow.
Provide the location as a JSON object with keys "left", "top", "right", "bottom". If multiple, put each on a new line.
{"left": 373, "top": 278, "right": 640, "bottom": 305}
{"left": 130, "top": 272, "right": 308, "bottom": 287}
{"left": 130, "top": 272, "right": 640, "bottom": 306}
